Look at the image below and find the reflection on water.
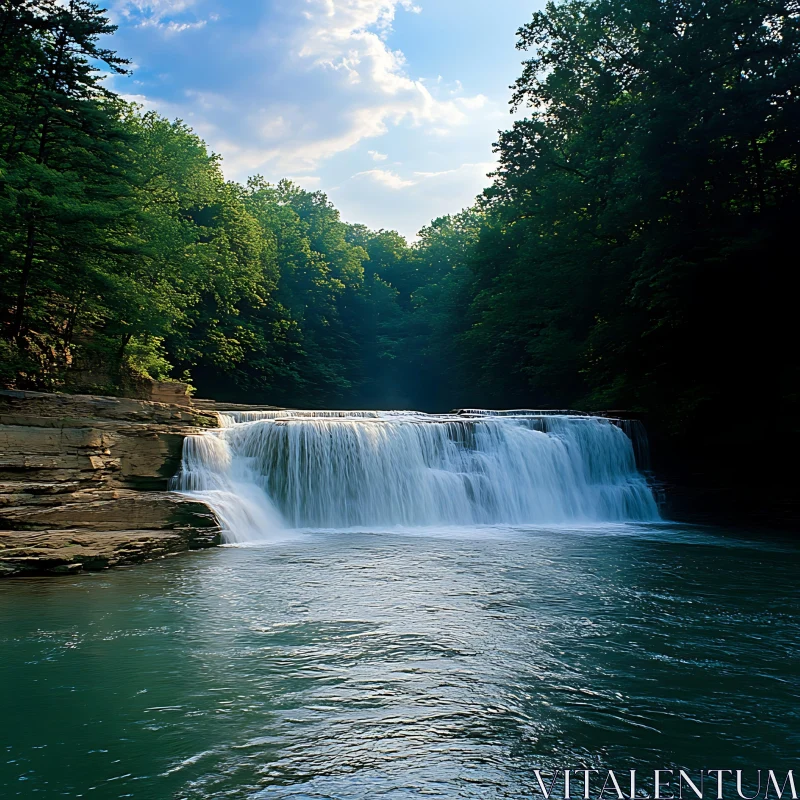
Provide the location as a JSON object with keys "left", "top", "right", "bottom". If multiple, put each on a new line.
{"left": 1, "top": 523, "right": 799, "bottom": 799}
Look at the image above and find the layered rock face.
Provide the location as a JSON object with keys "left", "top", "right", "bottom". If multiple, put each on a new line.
{"left": 0, "top": 390, "right": 222, "bottom": 577}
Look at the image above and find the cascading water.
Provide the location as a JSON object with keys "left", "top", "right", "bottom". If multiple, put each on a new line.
{"left": 173, "top": 410, "right": 660, "bottom": 542}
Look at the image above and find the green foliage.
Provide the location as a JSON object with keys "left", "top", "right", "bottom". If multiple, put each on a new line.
{"left": 451, "top": 0, "right": 800, "bottom": 477}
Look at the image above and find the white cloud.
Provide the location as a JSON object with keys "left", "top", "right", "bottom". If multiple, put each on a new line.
{"left": 351, "top": 161, "right": 495, "bottom": 192}
{"left": 163, "top": 19, "right": 206, "bottom": 33}
{"left": 354, "top": 169, "right": 416, "bottom": 189}
{"left": 368, "top": 150, "right": 388, "bottom": 161}
{"left": 257, "top": 0, "right": 483, "bottom": 172}
{"left": 114, "top": 0, "right": 196, "bottom": 20}
{"left": 113, "top": 1, "right": 489, "bottom": 177}
{"left": 120, "top": 92, "right": 153, "bottom": 107}
{"left": 110, "top": 0, "right": 208, "bottom": 33}
{"left": 456, "top": 94, "right": 488, "bottom": 110}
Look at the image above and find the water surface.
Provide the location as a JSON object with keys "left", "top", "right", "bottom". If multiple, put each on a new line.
{"left": 1, "top": 523, "right": 798, "bottom": 798}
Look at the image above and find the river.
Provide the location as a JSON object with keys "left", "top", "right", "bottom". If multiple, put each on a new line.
{"left": 2, "top": 523, "right": 798, "bottom": 798}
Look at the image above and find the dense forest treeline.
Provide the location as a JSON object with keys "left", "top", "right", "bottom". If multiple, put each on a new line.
{"left": 1, "top": 0, "right": 798, "bottom": 499}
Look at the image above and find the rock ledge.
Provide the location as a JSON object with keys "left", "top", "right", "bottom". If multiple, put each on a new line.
{"left": 0, "top": 390, "right": 222, "bottom": 577}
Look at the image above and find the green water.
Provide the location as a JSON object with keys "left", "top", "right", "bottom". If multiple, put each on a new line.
{"left": 1, "top": 523, "right": 798, "bottom": 798}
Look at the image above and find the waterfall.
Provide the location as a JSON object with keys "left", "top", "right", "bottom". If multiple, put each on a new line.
{"left": 173, "top": 411, "right": 660, "bottom": 542}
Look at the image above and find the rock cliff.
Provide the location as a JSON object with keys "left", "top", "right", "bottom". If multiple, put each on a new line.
{"left": 0, "top": 390, "right": 222, "bottom": 577}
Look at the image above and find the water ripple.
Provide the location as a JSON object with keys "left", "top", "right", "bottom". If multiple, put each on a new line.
{"left": 0, "top": 524, "right": 798, "bottom": 798}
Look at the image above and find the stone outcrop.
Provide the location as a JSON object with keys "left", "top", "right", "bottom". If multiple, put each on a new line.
{"left": 0, "top": 389, "right": 222, "bottom": 577}
{"left": 145, "top": 381, "right": 193, "bottom": 407}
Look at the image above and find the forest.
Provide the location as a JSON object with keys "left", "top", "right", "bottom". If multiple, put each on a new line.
{"left": 1, "top": 0, "right": 798, "bottom": 501}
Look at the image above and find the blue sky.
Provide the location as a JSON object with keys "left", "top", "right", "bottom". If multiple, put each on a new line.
{"left": 105, "top": 0, "right": 544, "bottom": 239}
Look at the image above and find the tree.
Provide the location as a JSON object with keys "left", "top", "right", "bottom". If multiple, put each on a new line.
{"left": 460, "top": 0, "right": 800, "bottom": 480}
{"left": 0, "top": 0, "right": 131, "bottom": 384}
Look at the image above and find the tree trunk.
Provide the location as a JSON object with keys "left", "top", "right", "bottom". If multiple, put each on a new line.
{"left": 62, "top": 288, "right": 86, "bottom": 350}
{"left": 117, "top": 332, "right": 132, "bottom": 362}
{"left": 11, "top": 218, "right": 36, "bottom": 342}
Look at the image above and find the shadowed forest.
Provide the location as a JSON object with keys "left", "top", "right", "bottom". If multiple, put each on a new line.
{"left": 1, "top": 0, "right": 798, "bottom": 514}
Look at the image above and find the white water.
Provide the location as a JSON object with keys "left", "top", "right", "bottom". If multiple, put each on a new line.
{"left": 174, "top": 410, "right": 660, "bottom": 543}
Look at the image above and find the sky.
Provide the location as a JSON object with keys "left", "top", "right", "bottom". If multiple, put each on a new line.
{"left": 104, "top": 0, "right": 543, "bottom": 240}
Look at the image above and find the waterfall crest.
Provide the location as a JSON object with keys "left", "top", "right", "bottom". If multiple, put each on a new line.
{"left": 174, "top": 411, "right": 660, "bottom": 542}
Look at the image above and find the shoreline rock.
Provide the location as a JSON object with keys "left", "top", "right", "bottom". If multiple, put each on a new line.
{"left": 0, "top": 389, "right": 222, "bottom": 578}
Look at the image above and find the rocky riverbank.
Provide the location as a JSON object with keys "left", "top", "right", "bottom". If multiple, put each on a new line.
{"left": 0, "top": 390, "right": 223, "bottom": 577}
